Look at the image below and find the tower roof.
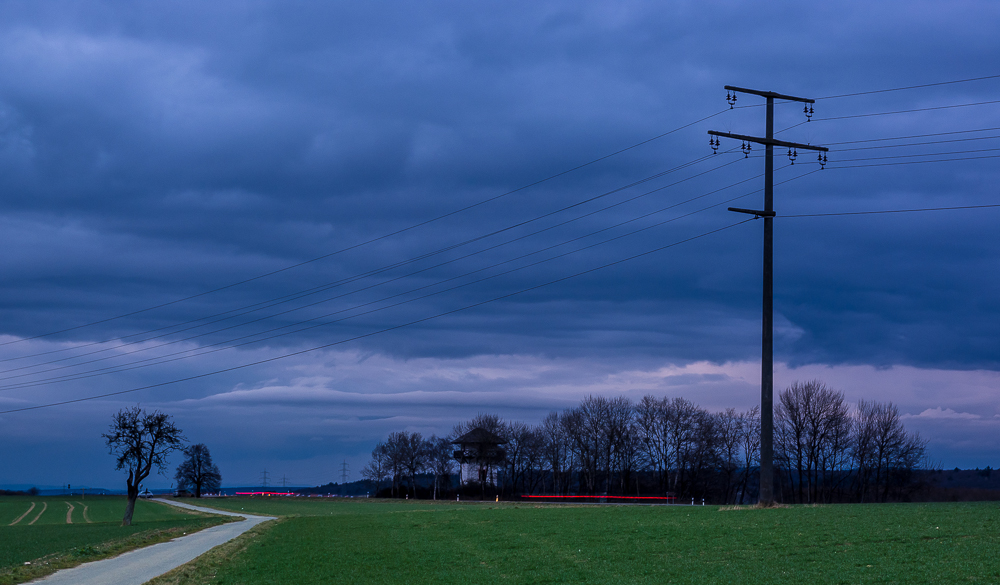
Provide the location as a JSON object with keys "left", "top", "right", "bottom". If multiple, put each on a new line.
{"left": 452, "top": 427, "right": 507, "bottom": 445}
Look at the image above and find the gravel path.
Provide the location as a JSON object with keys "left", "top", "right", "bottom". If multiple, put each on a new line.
{"left": 28, "top": 499, "right": 274, "bottom": 585}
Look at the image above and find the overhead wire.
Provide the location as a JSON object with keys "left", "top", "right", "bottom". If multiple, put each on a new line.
{"left": 811, "top": 100, "right": 1000, "bottom": 121}
{"left": 7, "top": 74, "right": 1000, "bottom": 409}
{"left": 11, "top": 78, "right": 1000, "bottom": 358}
{"left": 825, "top": 127, "right": 1000, "bottom": 145}
{"left": 0, "top": 109, "right": 733, "bottom": 348}
{"left": 0, "top": 217, "right": 757, "bottom": 414}
{"left": 783, "top": 204, "right": 1000, "bottom": 218}
{"left": 1, "top": 158, "right": 798, "bottom": 389}
{"left": 815, "top": 74, "right": 1000, "bottom": 100}
{"left": 12, "top": 74, "right": 1000, "bottom": 353}
{"left": 0, "top": 151, "right": 743, "bottom": 368}
{"left": 9, "top": 124, "right": 1000, "bottom": 386}
{"left": 829, "top": 134, "right": 1000, "bottom": 152}
{"left": 826, "top": 154, "right": 1000, "bottom": 169}
{"left": 729, "top": 73, "right": 1000, "bottom": 108}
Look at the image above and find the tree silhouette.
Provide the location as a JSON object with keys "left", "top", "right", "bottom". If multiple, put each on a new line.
{"left": 174, "top": 443, "right": 222, "bottom": 498}
{"left": 103, "top": 406, "right": 184, "bottom": 525}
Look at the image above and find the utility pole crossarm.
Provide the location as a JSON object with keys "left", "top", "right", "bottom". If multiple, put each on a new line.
{"left": 708, "top": 130, "right": 828, "bottom": 152}
{"left": 725, "top": 85, "right": 815, "bottom": 103}
{"left": 729, "top": 207, "right": 776, "bottom": 218}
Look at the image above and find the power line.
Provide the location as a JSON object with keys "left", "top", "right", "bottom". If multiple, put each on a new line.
{"left": 0, "top": 152, "right": 745, "bottom": 373}
{"left": 10, "top": 77, "right": 1000, "bottom": 361}
{"left": 0, "top": 110, "right": 731, "bottom": 348}
{"left": 13, "top": 138, "right": 993, "bottom": 389}
{"left": 828, "top": 146, "right": 1000, "bottom": 162}
{"left": 783, "top": 203, "right": 1000, "bottom": 218}
{"left": 733, "top": 74, "right": 1000, "bottom": 108}
{"left": 812, "top": 100, "right": 1000, "bottom": 122}
{"left": 0, "top": 161, "right": 811, "bottom": 391}
{"left": 816, "top": 74, "right": 1000, "bottom": 100}
{"left": 830, "top": 134, "right": 1000, "bottom": 152}
{"left": 14, "top": 75, "right": 1000, "bottom": 351}
{"left": 827, "top": 153, "right": 1000, "bottom": 169}
{"left": 6, "top": 78, "right": 999, "bottom": 404}
{"left": 0, "top": 166, "right": 819, "bottom": 395}
{"left": 0, "top": 151, "right": 732, "bottom": 367}
{"left": 0, "top": 218, "right": 755, "bottom": 414}
{"left": 745, "top": 151, "right": 1000, "bottom": 168}
{"left": 0, "top": 166, "right": 781, "bottom": 390}
{"left": 825, "top": 126, "right": 1000, "bottom": 145}
{"left": 775, "top": 101, "right": 1000, "bottom": 135}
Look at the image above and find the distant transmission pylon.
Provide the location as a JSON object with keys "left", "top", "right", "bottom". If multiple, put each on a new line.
{"left": 708, "top": 85, "right": 828, "bottom": 506}
{"left": 339, "top": 460, "right": 350, "bottom": 483}
{"left": 259, "top": 469, "right": 270, "bottom": 489}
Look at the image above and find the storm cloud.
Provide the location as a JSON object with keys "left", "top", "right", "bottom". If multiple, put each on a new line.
{"left": 0, "top": 1, "right": 998, "bottom": 488}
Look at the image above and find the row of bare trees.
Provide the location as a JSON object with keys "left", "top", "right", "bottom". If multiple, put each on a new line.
{"left": 363, "top": 380, "right": 926, "bottom": 503}
{"left": 362, "top": 432, "right": 455, "bottom": 498}
{"left": 776, "top": 381, "right": 926, "bottom": 503}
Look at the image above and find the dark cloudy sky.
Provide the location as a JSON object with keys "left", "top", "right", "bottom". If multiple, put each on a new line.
{"left": 1, "top": 1, "right": 998, "bottom": 489}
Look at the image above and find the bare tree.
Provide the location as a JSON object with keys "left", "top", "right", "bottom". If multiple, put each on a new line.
{"left": 852, "top": 400, "right": 925, "bottom": 502}
{"left": 664, "top": 397, "right": 701, "bottom": 497}
{"left": 736, "top": 406, "right": 761, "bottom": 504}
{"left": 398, "top": 431, "right": 428, "bottom": 497}
{"left": 174, "top": 444, "right": 221, "bottom": 498}
{"left": 453, "top": 413, "right": 505, "bottom": 438}
{"left": 716, "top": 409, "right": 743, "bottom": 504}
{"left": 636, "top": 395, "right": 673, "bottom": 495}
{"left": 776, "top": 381, "right": 851, "bottom": 503}
{"left": 602, "top": 396, "right": 634, "bottom": 496}
{"left": 539, "top": 411, "right": 569, "bottom": 494}
{"left": 103, "top": 406, "right": 185, "bottom": 525}
{"left": 425, "top": 435, "right": 455, "bottom": 500}
{"left": 381, "top": 433, "right": 409, "bottom": 497}
{"left": 362, "top": 442, "right": 390, "bottom": 495}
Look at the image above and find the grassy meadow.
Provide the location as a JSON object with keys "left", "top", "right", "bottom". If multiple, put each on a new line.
{"left": 0, "top": 495, "right": 232, "bottom": 584}
{"left": 152, "top": 497, "right": 1000, "bottom": 584}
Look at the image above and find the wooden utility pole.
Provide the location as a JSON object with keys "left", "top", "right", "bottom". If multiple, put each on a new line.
{"left": 708, "top": 86, "right": 828, "bottom": 505}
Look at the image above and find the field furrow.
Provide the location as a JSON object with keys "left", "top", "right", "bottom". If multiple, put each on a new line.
{"left": 27, "top": 502, "right": 47, "bottom": 525}
{"left": 8, "top": 503, "right": 35, "bottom": 526}
{"left": 76, "top": 502, "right": 92, "bottom": 524}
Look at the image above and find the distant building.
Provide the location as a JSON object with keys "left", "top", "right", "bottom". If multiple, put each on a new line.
{"left": 452, "top": 428, "right": 507, "bottom": 486}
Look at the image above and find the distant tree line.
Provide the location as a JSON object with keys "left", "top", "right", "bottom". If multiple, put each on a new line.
{"left": 364, "top": 380, "right": 927, "bottom": 504}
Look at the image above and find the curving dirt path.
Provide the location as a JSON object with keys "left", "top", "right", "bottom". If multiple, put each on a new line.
{"left": 64, "top": 502, "right": 74, "bottom": 524}
{"left": 76, "top": 502, "right": 92, "bottom": 523}
{"left": 27, "top": 502, "right": 47, "bottom": 525}
{"left": 9, "top": 502, "right": 36, "bottom": 526}
{"left": 28, "top": 499, "right": 274, "bottom": 585}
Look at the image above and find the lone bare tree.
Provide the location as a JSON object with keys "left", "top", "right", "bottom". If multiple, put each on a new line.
{"left": 174, "top": 443, "right": 222, "bottom": 498}
{"left": 103, "top": 406, "right": 185, "bottom": 525}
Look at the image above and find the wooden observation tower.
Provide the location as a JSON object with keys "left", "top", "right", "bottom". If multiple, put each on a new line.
{"left": 452, "top": 428, "right": 506, "bottom": 487}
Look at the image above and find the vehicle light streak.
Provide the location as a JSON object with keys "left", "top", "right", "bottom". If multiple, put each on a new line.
{"left": 520, "top": 495, "right": 676, "bottom": 500}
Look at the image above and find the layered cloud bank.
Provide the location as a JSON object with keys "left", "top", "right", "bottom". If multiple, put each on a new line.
{"left": 2, "top": 345, "right": 996, "bottom": 487}
{"left": 0, "top": 2, "right": 998, "bottom": 487}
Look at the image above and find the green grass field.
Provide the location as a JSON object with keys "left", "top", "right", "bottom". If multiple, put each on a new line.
{"left": 0, "top": 496, "right": 232, "bottom": 584}
{"left": 154, "top": 497, "right": 1000, "bottom": 584}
